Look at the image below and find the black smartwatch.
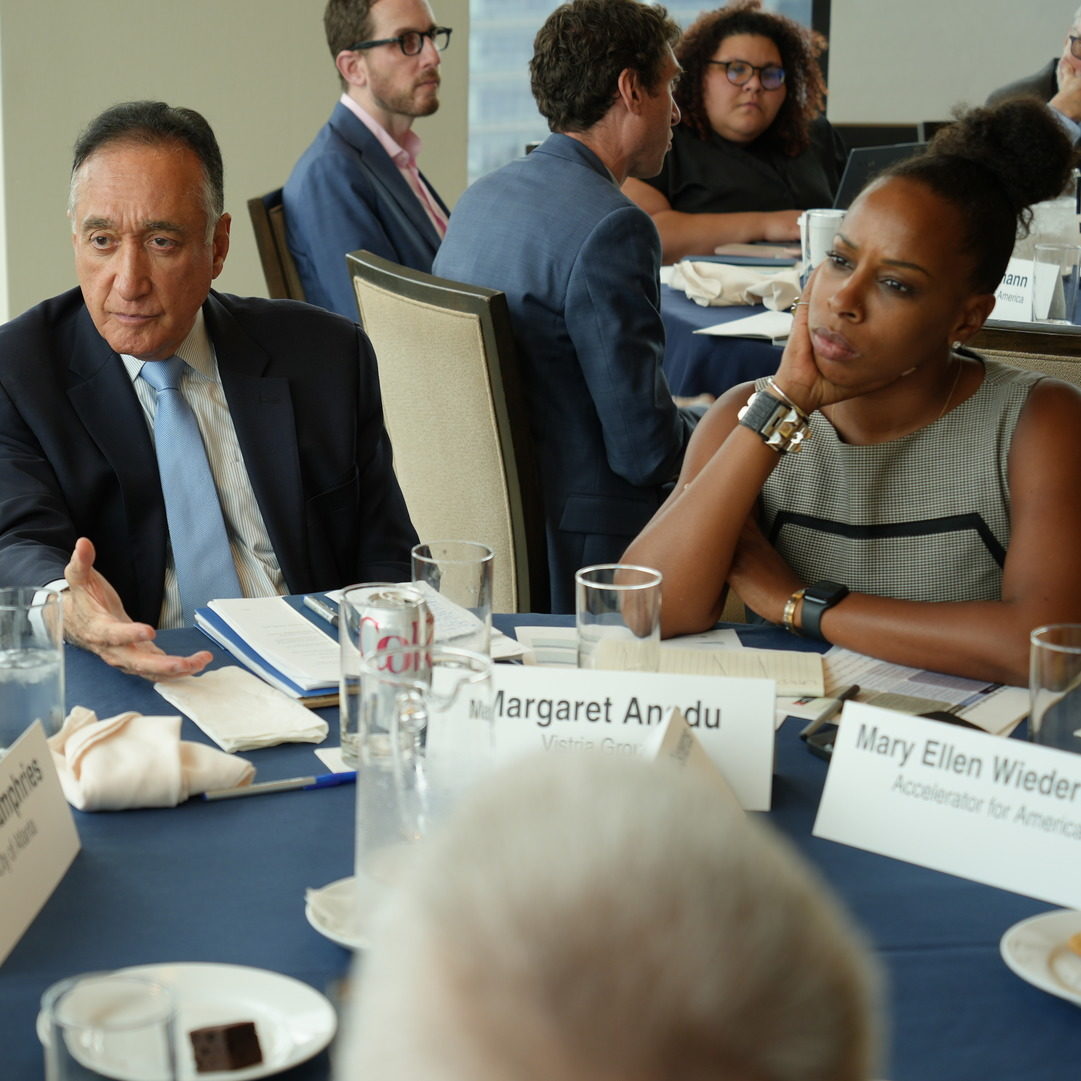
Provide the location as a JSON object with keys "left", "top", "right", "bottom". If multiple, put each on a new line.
{"left": 800, "top": 580, "right": 849, "bottom": 641}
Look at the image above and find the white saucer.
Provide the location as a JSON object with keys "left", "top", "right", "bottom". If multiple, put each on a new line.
{"left": 305, "top": 875, "right": 385, "bottom": 951}
{"left": 1000, "top": 909, "right": 1081, "bottom": 1006}
{"left": 38, "top": 962, "right": 336, "bottom": 1081}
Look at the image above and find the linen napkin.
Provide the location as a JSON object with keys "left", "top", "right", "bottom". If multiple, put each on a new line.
{"left": 48, "top": 706, "right": 254, "bottom": 811}
{"left": 668, "top": 260, "right": 801, "bottom": 310}
{"left": 154, "top": 665, "right": 329, "bottom": 752}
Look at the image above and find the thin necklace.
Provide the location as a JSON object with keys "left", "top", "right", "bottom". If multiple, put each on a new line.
{"left": 935, "top": 356, "right": 963, "bottom": 423}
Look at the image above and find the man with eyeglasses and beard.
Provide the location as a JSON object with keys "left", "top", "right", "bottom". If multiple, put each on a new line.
{"left": 987, "top": 6, "right": 1081, "bottom": 143}
{"left": 284, "top": 0, "right": 452, "bottom": 318}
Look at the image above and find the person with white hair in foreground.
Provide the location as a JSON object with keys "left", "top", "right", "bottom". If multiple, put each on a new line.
{"left": 338, "top": 752, "right": 881, "bottom": 1081}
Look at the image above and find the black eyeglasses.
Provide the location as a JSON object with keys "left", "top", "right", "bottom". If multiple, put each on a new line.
{"left": 349, "top": 26, "right": 451, "bottom": 56}
{"left": 707, "top": 59, "right": 785, "bottom": 90}
{"left": 1070, "top": 34, "right": 1081, "bottom": 60}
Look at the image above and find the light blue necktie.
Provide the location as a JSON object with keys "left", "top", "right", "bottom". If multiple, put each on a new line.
{"left": 140, "top": 357, "right": 242, "bottom": 624}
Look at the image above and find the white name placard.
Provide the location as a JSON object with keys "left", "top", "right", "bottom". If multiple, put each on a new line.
{"left": 483, "top": 665, "right": 775, "bottom": 810}
{"left": 0, "top": 721, "right": 80, "bottom": 966}
{"left": 992, "top": 256, "right": 1034, "bottom": 322}
{"left": 814, "top": 703, "right": 1081, "bottom": 908}
{"left": 646, "top": 707, "right": 741, "bottom": 807}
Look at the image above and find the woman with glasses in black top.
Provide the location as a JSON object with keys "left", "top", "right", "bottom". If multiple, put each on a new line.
{"left": 624, "top": 0, "right": 845, "bottom": 264}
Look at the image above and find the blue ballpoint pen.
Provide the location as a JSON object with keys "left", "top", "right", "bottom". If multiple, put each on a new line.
{"left": 202, "top": 771, "right": 357, "bottom": 801}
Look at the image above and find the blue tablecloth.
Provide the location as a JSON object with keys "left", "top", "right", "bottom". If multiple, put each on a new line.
{"left": 2, "top": 619, "right": 1078, "bottom": 1080}
{"left": 661, "top": 284, "right": 782, "bottom": 398}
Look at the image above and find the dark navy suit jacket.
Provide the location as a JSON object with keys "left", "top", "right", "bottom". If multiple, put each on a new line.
{"left": 284, "top": 102, "right": 448, "bottom": 319}
{"left": 434, "top": 134, "right": 695, "bottom": 612}
{"left": 0, "top": 288, "right": 417, "bottom": 625}
{"left": 987, "top": 58, "right": 1058, "bottom": 106}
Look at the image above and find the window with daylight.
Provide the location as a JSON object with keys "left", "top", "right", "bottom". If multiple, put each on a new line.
{"left": 467, "top": 0, "right": 822, "bottom": 184}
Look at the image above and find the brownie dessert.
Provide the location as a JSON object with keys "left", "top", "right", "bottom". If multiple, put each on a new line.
{"left": 189, "top": 1021, "right": 263, "bottom": 1072}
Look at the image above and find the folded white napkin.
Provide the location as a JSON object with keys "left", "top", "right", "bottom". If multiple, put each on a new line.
{"left": 669, "top": 261, "right": 801, "bottom": 310}
{"left": 154, "top": 665, "right": 329, "bottom": 752}
{"left": 49, "top": 707, "right": 254, "bottom": 811}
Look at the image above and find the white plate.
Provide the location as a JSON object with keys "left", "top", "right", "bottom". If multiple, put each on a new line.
{"left": 305, "top": 875, "right": 385, "bottom": 951}
{"left": 1000, "top": 909, "right": 1081, "bottom": 1006}
{"left": 38, "top": 962, "right": 336, "bottom": 1081}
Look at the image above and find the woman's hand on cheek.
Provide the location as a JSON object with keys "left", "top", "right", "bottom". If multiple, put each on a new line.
{"left": 772, "top": 269, "right": 832, "bottom": 414}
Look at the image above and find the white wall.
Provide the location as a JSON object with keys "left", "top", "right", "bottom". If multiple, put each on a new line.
{"left": 828, "top": 0, "right": 1073, "bottom": 122}
{"left": 0, "top": 0, "right": 1069, "bottom": 320}
{"left": 0, "top": 0, "right": 469, "bottom": 321}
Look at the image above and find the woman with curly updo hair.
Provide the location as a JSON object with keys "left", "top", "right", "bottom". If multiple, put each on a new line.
{"left": 623, "top": 0, "right": 845, "bottom": 263}
{"left": 625, "top": 98, "right": 1081, "bottom": 686}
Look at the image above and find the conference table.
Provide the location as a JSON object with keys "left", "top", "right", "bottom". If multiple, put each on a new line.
{"left": 4, "top": 616, "right": 1080, "bottom": 1080}
{"left": 660, "top": 284, "right": 782, "bottom": 398}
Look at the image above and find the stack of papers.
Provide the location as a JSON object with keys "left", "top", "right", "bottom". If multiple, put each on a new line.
{"left": 822, "top": 647, "right": 1029, "bottom": 735}
{"left": 196, "top": 598, "right": 338, "bottom": 704}
{"left": 196, "top": 591, "right": 527, "bottom": 703}
{"left": 695, "top": 310, "right": 792, "bottom": 343}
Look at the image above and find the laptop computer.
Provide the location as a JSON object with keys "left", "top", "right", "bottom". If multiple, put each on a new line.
{"left": 832, "top": 142, "right": 925, "bottom": 210}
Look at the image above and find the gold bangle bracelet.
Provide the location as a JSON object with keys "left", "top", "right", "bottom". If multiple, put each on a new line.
{"left": 782, "top": 588, "right": 806, "bottom": 635}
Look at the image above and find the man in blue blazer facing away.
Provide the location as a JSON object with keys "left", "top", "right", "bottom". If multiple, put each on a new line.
{"left": 284, "top": 0, "right": 452, "bottom": 319}
{"left": 434, "top": 0, "right": 699, "bottom": 612}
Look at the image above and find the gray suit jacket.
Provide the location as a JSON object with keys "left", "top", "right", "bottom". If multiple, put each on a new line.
{"left": 434, "top": 134, "right": 694, "bottom": 611}
{"left": 284, "top": 102, "right": 448, "bottom": 319}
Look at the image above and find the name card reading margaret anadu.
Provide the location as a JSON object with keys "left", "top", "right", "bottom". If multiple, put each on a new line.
{"left": 813, "top": 702, "right": 1081, "bottom": 908}
{"left": 484, "top": 665, "right": 775, "bottom": 810}
{"left": 0, "top": 721, "right": 80, "bottom": 966}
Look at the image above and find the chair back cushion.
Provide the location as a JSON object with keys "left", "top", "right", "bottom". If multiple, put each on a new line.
{"left": 352, "top": 267, "right": 521, "bottom": 612}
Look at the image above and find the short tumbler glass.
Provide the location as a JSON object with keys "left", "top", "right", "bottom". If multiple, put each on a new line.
{"left": 1029, "top": 623, "right": 1081, "bottom": 753}
{"left": 411, "top": 540, "right": 494, "bottom": 654}
{"left": 0, "top": 587, "right": 64, "bottom": 754}
{"left": 41, "top": 972, "right": 177, "bottom": 1081}
{"left": 575, "top": 564, "right": 662, "bottom": 671}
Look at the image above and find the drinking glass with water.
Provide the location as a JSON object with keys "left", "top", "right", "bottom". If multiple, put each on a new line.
{"left": 0, "top": 587, "right": 64, "bottom": 755}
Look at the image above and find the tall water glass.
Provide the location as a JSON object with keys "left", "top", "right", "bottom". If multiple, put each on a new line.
{"left": 411, "top": 540, "right": 494, "bottom": 654}
{"left": 353, "top": 642, "right": 493, "bottom": 896}
{"left": 0, "top": 587, "right": 64, "bottom": 754}
{"left": 338, "top": 583, "right": 433, "bottom": 767}
{"left": 1029, "top": 623, "right": 1081, "bottom": 753}
{"left": 575, "top": 564, "right": 662, "bottom": 671}
{"left": 41, "top": 973, "right": 177, "bottom": 1081}
{"left": 1032, "top": 244, "right": 1081, "bottom": 324}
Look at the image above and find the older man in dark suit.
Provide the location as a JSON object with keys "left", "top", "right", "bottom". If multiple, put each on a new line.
{"left": 434, "top": 0, "right": 700, "bottom": 612}
{"left": 0, "top": 101, "right": 416, "bottom": 679}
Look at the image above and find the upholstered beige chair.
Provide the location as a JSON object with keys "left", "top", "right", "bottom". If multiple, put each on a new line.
{"left": 247, "top": 189, "right": 306, "bottom": 301}
{"left": 348, "top": 250, "right": 549, "bottom": 614}
{"left": 978, "top": 347, "right": 1081, "bottom": 389}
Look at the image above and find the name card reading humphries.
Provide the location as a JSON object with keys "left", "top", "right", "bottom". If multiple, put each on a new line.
{"left": 0, "top": 721, "right": 80, "bottom": 966}
{"left": 813, "top": 703, "right": 1081, "bottom": 908}
{"left": 486, "top": 666, "right": 775, "bottom": 810}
